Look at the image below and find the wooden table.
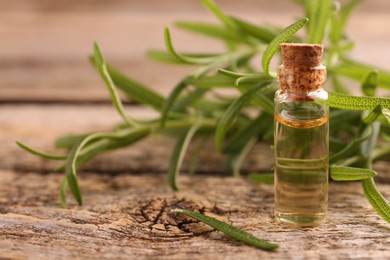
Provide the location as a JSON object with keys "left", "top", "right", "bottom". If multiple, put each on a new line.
{"left": 1, "top": 1, "right": 390, "bottom": 259}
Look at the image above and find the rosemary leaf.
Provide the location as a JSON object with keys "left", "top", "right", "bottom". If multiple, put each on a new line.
{"left": 228, "top": 138, "right": 257, "bottom": 177}
{"left": 327, "top": 91, "right": 390, "bottom": 110}
{"left": 16, "top": 141, "right": 67, "bottom": 160}
{"left": 223, "top": 112, "right": 273, "bottom": 154}
{"left": 362, "top": 178, "right": 390, "bottom": 224}
{"left": 330, "top": 126, "right": 372, "bottom": 164}
{"left": 248, "top": 173, "right": 274, "bottom": 184}
{"left": 362, "top": 106, "right": 381, "bottom": 125}
{"left": 330, "top": 0, "right": 362, "bottom": 43}
{"left": 362, "top": 70, "right": 379, "bottom": 97}
{"left": 330, "top": 166, "right": 377, "bottom": 181}
{"left": 92, "top": 43, "right": 137, "bottom": 126}
{"left": 65, "top": 139, "right": 84, "bottom": 206}
{"left": 231, "top": 17, "right": 276, "bottom": 43}
{"left": 188, "top": 75, "right": 236, "bottom": 88}
{"left": 307, "top": 0, "right": 331, "bottom": 44}
{"left": 382, "top": 108, "right": 390, "bottom": 125}
{"left": 60, "top": 177, "right": 68, "bottom": 208}
{"left": 175, "top": 21, "right": 244, "bottom": 43}
{"left": 262, "top": 17, "right": 309, "bottom": 76}
{"left": 160, "top": 79, "right": 190, "bottom": 127}
{"left": 332, "top": 60, "right": 390, "bottom": 88}
{"left": 147, "top": 49, "right": 188, "bottom": 64}
{"left": 172, "top": 89, "right": 208, "bottom": 112}
{"left": 55, "top": 134, "right": 89, "bottom": 149}
{"left": 106, "top": 65, "right": 165, "bottom": 111}
{"left": 215, "top": 83, "right": 271, "bottom": 151}
{"left": 63, "top": 129, "right": 152, "bottom": 206}
{"left": 172, "top": 209, "right": 279, "bottom": 251}
{"left": 235, "top": 76, "right": 269, "bottom": 86}
{"left": 360, "top": 122, "right": 380, "bottom": 161}
{"left": 164, "top": 28, "right": 217, "bottom": 64}
{"left": 168, "top": 122, "right": 200, "bottom": 191}
{"left": 218, "top": 68, "right": 264, "bottom": 79}
{"left": 200, "top": 0, "right": 238, "bottom": 30}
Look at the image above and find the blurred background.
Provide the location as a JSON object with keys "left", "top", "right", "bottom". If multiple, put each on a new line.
{"left": 1, "top": 0, "right": 390, "bottom": 103}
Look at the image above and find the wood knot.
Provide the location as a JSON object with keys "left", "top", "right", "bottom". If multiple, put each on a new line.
{"left": 133, "top": 195, "right": 228, "bottom": 237}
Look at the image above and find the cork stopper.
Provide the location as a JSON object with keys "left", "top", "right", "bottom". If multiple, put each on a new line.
{"left": 280, "top": 43, "right": 323, "bottom": 67}
{"left": 278, "top": 43, "right": 326, "bottom": 96}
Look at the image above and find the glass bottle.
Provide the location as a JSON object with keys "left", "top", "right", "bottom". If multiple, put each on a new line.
{"left": 274, "top": 43, "right": 329, "bottom": 226}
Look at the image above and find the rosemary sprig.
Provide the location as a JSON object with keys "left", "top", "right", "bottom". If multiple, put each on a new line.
{"left": 17, "top": 0, "right": 390, "bottom": 249}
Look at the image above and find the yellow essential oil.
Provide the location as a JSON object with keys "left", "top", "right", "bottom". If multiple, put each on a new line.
{"left": 274, "top": 43, "right": 329, "bottom": 226}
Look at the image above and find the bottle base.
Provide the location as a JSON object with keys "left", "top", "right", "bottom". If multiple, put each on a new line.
{"left": 275, "top": 212, "right": 326, "bottom": 227}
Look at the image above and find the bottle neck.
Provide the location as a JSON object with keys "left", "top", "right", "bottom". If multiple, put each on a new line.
{"left": 278, "top": 64, "right": 326, "bottom": 95}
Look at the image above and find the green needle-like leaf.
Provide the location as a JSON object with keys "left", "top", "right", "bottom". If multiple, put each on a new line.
{"left": 235, "top": 76, "right": 273, "bottom": 86}
{"left": 65, "top": 140, "right": 84, "bottom": 206}
{"left": 362, "top": 178, "right": 390, "bottom": 224}
{"left": 248, "top": 173, "right": 274, "bottom": 184}
{"left": 362, "top": 70, "right": 378, "bottom": 97}
{"left": 106, "top": 65, "right": 165, "bottom": 111}
{"left": 327, "top": 91, "right": 390, "bottom": 110}
{"left": 330, "top": 166, "right": 377, "bottom": 181}
{"left": 147, "top": 49, "right": 187, "bottom": 64}
{"left": 168, "top": 123, "right": 200, "bottom": 191}
{"left": 330, "top": 0, "right": 362, "bottom": 43}
{"left": 231, "top": 17, "right": 276, "bottom": 43}
{"left": 63, "top": 128, "right": 151, "bottom": 206}
{"left": 237, "top": 83, "right": 275, "bottom": 115}
{"left": 262, "top": 17, "right": 309, "bottom": 77}
{"left": 218, "top": 68, "right": 264, "bottom": 79}
{"left": 175, "top": 21, "right": 244, "bottom": 43}
{"left": 360, "top": 122, "right": 380, "bottom": 161}
{"left": 164, "top": 27, "right": 217, "bottom": 64}
{"left": 147, "top": 49, "right": 220, "bottom": 65}
{"left": 382, "top": 108, "right": 390, "bottom": 125}
{"left": 362, "top": 106, "right": 382, "bottom": 125}
{"left": 307, "top": 0, "right": 331, "bottom": 44}
{"left": 16, "top": 141, "right": 67, "bottom": 160}
{"left": 200, "top": 0, "right": 238, "bottom": 30}
{"left": 160, "top": 79, "right": 189, "bottom": 127}
{"left": 228, "top": 138, "right": 256, "bottom": 177}
{"left": 223, "top": 112, "right": 273, "bottom": 154}
{"left": 330, "top": 126, "right": 372, "bottom": 164}
{"left": 60, "top": 177, "right": 68, "bottom": 208}
{"left": 55, "top": 134, "right": 88, "bottom": 149}
{"left": 92, "top": 43, "right": 137, "bottom": 126}
{"left": 332, "top": 60, "right": 390, "bottom": 88}
{"left": 172, "top": 209, "right": 279, "bottom": 251}
{"left": 215, "top": 83, "right": 271, "bottom": 151}
{"left": 188, "top": 75, "right": 236, "bottom": 88}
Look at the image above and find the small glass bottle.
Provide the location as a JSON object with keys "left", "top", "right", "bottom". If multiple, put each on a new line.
{"left": 274, "top": 43, "right": 329, "bottom": 226}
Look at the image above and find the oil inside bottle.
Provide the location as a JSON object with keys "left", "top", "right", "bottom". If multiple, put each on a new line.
{"left": 274, "top": 106, "right": 329, "bottom": 226}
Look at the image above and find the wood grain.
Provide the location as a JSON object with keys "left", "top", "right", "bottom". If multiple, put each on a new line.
{"left": 1, "top": 170, "right": 389, "bottom": 259}
{"left": 1, "top": 0, "right": 390, "bottom": 102}
{"left": 1, "top": 1, "right": 390, "bottom": 259}
{"left": 1, "top": 103, "right": 390, "bottom": 258}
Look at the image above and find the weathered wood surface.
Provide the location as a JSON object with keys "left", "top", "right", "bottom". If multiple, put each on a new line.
{"left": 1, "top": 0, "right": 390, "bottom": 259}
{"left": 1, "top": 104, "right": 390, "bottom": 259}
{"left": 1, "top": 171, "right": 390, "bottom": 259}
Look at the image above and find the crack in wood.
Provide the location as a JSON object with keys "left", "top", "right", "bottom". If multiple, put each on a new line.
{"left": 132, "top": 196, "right": 227, "bottom": 237}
